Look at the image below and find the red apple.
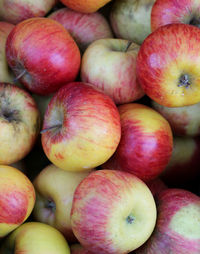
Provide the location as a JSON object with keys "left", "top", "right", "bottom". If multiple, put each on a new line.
{"left": 0, "top": 83, "right": 40, "bottom": 164}
{"left": 136, "top": 23, "right": 200, "bottom": 107}
{"left": 81, "top": 38, "right": 145, "bottom": 105}
{"left": 48, "top": 7, "right": 113, "bottom": 52}
{"left": 41, "top": 82, "right": 121, "bottom": 171}
{"left": 151, "top": 0, "right": 200, "bottom": 32}
{"left": 136, "top": 188, "right": 200, "bottom": 254}
{"left": 71, "top": 169, "right": 157, "bottom": 254}
{"left": 0, "top": 0, "right": 57, "bottom": 25}
{"left": 0, "top": 165, "right": 35, "bottom": 238}
{"left": 160, "top": 136, "right": 200, "bottom": 188}
{"left": 152, "top": 100, "right": 200, "bottom": 137}
{"left": 103, "top": 103, "right": 173, "bottom": 182}
{"left": 6, "top": 17, "right": 81, "bottom": 95}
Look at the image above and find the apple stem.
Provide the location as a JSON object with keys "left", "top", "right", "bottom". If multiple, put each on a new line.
{"left": 125, "top": 41, "right": 132, "bottom": 52}
{"left": 40, "top": 124, "right": 62, "bottom": 134}
{"left": 13, "top": 69, "right": 27, "bottom": 83}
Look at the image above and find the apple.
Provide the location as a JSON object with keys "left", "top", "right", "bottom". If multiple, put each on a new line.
{"left": 33, "top": 163, "right": 93, "bottom": 243}
{"left": 0, "top": 222, "right": 70, "bottom": 253}
{"left": 81, "top": 38, "right": 145, "bottom": 105}
{"left": 0, "top": 83, "right": 40, "bottom": 164}
{"left": 60, "top": 0, "right": 112, "bottom": 13}
{"left": 160, "top": 136, "right": 200, "bottom": 188}
{"left": 48, "top": 7, "right": 113, "bottom": 52}
{"left": 151, "top": 0, "right": 200, "bottom": 32}
{"left": 0, "top": 21, "right": 16, "bottom": 84}
{"left": 135, "top": 188, "right": 200, "bottom": 254}
{"left": 71, "top": 169, "right": 157, "bottom": 254}
{"left": 0, "top": 0, "right": 57, "bottom": 25}
{"left": 41, "top": 82, "right": 121, "bottom": 171}
{"left": 110, "top": 0, "right": 156, "bottom": 45}
{"left": 71, "top": 243, "right": 93, "bottom": 254}
{"left": 136, "top": 23, "right": 200, "bottom": 107}
{"left": 0, "top": 165, "right": 35, "bottom": 238}
{"left": 152, "top": 100, "right": 200, "bottom": 137}
{"left": 6, "top": 17, "right": 81, "bottom": 95}
{"left": 103, "top": 103, "right": 173, "bottom": 182}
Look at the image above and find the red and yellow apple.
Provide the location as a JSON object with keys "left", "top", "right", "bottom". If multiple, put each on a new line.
{"left": 136, "top": 188, "right": 200, "bottom": 254}
{"left": 0, "top": 165, "right": 35, "bottom": 238}
{"left": 136, "top": 23, "right": 200, "bottom": 107}
{"left": 48, "top": 7, "right": 113, "bottom": 52}
{"left": 103, "top": 103, "right": 173, "bottom": 182}
{"left": 71, "top": 169, "right": 157, "bottom": 254}
{"left": 0, "top": 83, "right": 40, "bottom": 164}
{"left": 41, "top": 82, "right": 121, "bottom": 171}
{"left": 151, "top": 0, "right": 200, "bottom": 32}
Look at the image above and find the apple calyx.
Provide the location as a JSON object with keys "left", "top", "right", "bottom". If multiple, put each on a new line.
{"left": 178, "top": 74, "right": 191, "bottom": 88}
{"left": 124, "top": 41, "right": 132, "bottom": 52}
{"left": 45, "top": 199, "right": 56, "bottom": 213}
{"left": 126, "top": 214, "right": 135, "bottom": 224}
{"left": 40, "top": 124, "right": 62, "bottom": 134}
{"left": 0, "top": 95, "right": 19, "bottom": 122}
{"left": 189, "top": 17, "right": 200, "bottom": 28}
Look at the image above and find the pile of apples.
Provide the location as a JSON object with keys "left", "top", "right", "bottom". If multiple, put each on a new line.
{"left": 1, "top": 0, "right": 200, "bottom": 253}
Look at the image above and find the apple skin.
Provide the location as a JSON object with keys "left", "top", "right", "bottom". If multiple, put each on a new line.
{"left": 135, "top": 188, "right": 200, "bottom": 254}
{"left": 0, "top": 165, "right": 35, "bottom": 238}
{"left": 71, "top": 243, "right": 93, "bottom": 254}
{"left": 152, "top": 100, "right": 200, "bottom": 137}
{"left": 0, "top": 222, "right": 70, "bottom": 254}
{"left": 71, "top": 169, "right": 157, "bottom": 254}
{"left": 48, "top": 7, "right": 113, "bottom": 52}
{"left": 0, "top": 0, "right": 57, "bottom": 25}
{"left": 136, "top": 23, "right": 200, "bottom": 107}
{"left": 0, "top": 22, "right": 16, "bottom": 84}
{"left": 41, "top": 82, "right": 121, "bottom": 172}
{"left": 103, "top": 103, "right": 173, "bottom": 182}
{"left": 81, "top": 38, "right": 145, "bottom": 105}
{"left": 60, "top": 0, "right": 112, "bottom": 13}
{"left": 110, "top": 0, "right": 156, "bottom": 45}
{"left": 0, "top": 83, "right": 40, "bottom": 164}
{"left": 151, "top": 0, "right": 200, "bottom": 32}
{"left": 6, "top": 17, "right": 81, "bottom": 95}
{"left": 160, "top": 136, "right": 200, "bottom": 188}
{"left": 33, "top": 164, "right": 93, "bottom": 243}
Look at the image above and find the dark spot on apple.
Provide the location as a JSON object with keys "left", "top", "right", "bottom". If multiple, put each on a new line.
{"left": 189, "top": 17, "right": 200, "bottom": 28}
{"left": 45, "top": 199, "right": 56, "bottom": 213}
{"left": 178, "top": 74, "right": 191, "bottom": 89}
{"left": 0, "top": 92, "right": 20, "bottom": 123}
{"left": 126, "top": 214, "right": 135, "bottom": 224}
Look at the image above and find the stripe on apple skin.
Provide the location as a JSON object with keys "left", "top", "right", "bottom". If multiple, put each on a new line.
{"left": 0, "top": 189, "right": 28, "bottom": 224}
